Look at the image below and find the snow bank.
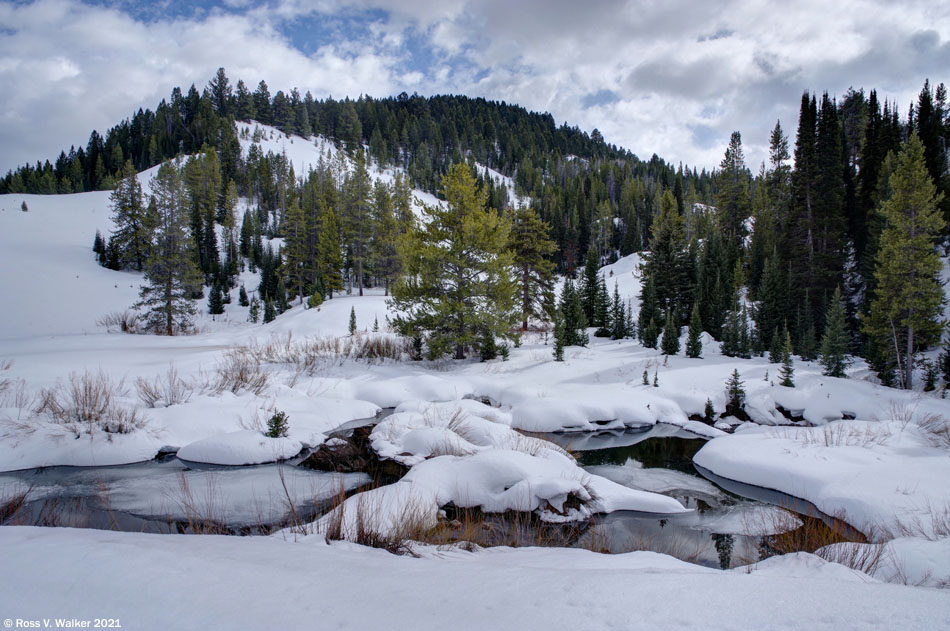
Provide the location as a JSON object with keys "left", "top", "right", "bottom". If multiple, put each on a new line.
{"left": 2, "top": 527, "right": 948, "bottom": 630}
{"left": 694, "top": 420, "right": 950, "bottom": 539}
{"left": 175, "top": 430, "right": 309, "bottom": 466}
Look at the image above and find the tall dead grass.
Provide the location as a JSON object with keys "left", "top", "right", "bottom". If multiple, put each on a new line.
{"left": 35, "top": 370, "right": 148, "bottom": 436}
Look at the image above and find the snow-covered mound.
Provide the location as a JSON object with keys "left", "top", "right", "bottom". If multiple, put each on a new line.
{"left": 176, "top": 429, "right": 308, "bottom": 466}
{"left": 693, "top": 419, "right": 950, "bottom": 540}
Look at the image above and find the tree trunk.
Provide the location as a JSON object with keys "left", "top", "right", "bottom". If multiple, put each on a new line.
{"left": 906, "top": 322, "right": 915, "bottom": 390}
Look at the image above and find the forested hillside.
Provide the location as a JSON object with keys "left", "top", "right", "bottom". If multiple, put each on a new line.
{"left": 3, "top": 70, "right": 950, "bottom": 389}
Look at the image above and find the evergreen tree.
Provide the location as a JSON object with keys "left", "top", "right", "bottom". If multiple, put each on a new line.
{"left": 370, "top": 180, "right": 401, "bottom": 296}
{"left": 754, "top": 251, "right": 788, "bottom": 354}
{"left": 779, "top": 330, "right": 795, "bottom": 387}
{"left": 580, "top": 246, "right": 600, "bottom": 323}
{"left": 109, "top": 160, "right": 151, "bottom": 271}
{"left": 208, "top": 282, "right": 224, "bottom": 315}
{"left": 768, "top": 327, "right": 784, "bottom": 363}
{"left": 594, "top": 276, "right": 611, "bottom": 336}
{"left": 342, "top": 149, "right": 373, "bottom": 295}
{"left": 686, "top": 302, "right": 703, "bottom": 358}
{"left": 820, "top": 287, "right": 851, "bottom": 377}
{"left": 559, "top": 278, "right": 589, "bottom": 347}
{"left": 509, "top": 206, "right": 557, "bottom": 330}
{"left": 609, "top": 282, "right": 626, "bottom": 340}
{"left": 865, "top": 135, "right": 945, "bottom": 389}
{"left": 282, "top": 198, "right": 310, "bottom": 303}
{"left": 553, "top": 309, "right": 566, "bottom": 361}
{"left": 263, "top": 298, "right": 276, "bottom": 323}
{"left": 238, "top": 285, "right": 249, "bottom": 307}
{"left": 637, "top": 275, "right": 662, "bottom": 345}
{"left": 349, "top": 306, "right": 357, "bottom": 336}
{"left": 645, "top": 190, "right": 692, "bottom": 323}
{"left": 661, "top": 310, "right": 680, "bottom": 355}
{"left": 716, "top": 132, "right": 751, "bottom": 253}
{"left": 939, "top": 334, "right": 950, "bottom": 386}
{"left": 641, "top": 317, "right": 660, "bottom": 349}
{"left": 479, "top": 329, "right": 498, "bottom": 361}
{"left": 704, "top": 398, "right": 716, "bottom": 423}
{"left": 724, "top": 370, "right": 746, "bottom": 418}
{"left": 135, "top": 161, "right": 202, "bottom": 335}
{"left": 248, "top": 296, "right": 260, "bottom": 323}
{"left": 390, "top": 164, "right": 517, "bottom": 359}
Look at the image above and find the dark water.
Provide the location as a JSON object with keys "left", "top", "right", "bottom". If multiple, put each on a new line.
{"left": 528, "top": 424, "right": 861, "bottom": 568}
{"left": 1, "top": 418, "right": 860, "bottom": 568}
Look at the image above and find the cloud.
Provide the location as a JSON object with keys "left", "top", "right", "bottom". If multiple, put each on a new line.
{"left": 1, "top": 0, "right": 949, "bottom": 173}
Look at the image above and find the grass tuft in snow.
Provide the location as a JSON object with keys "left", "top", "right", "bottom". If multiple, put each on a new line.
{"left": 35, "top": 370, "right": 148, "bottom": 435}
{"left": 135, "top": 365, "right": 193, "bottom": 408}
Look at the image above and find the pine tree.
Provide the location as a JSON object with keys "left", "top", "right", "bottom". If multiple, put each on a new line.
{"left": 779, "top": 330, "right": 795, "bottom": 387}
{"left": 641, "top": 317, "right": 660, "bottom": 349}
{"left": 768, "top": 327, "right": 783, "bottom": 363}
{"left": 594, "top": 276, "right": 611, "bottom": 336}
{"left": 559, "top": 278, "right": 589, "bottom": 347}
{"left": 238, "top": 285, "right": 249, "bottom": 307}
{"left": 553, "top": 309, "right": 566, "bottom": 361}
{"left": 373, "top": 316, "right": 379, "bottom": 332}
{"left": 661, "top": 310, "right": 681, "bottom": 355}
{"left": 263, "top": 298, "right": 276, "bottom": 323}
{"left": 248, "top": 297, "right": 260, "bottom": 323}
{"left": 716, "top": 132, "right": 751, "bottom": 253}
{"left": 645, "top": 190, "right": 692, "bottom": 323}
{"left": 342, "top": 149, "right": 374, "bottom": 295}
{"left": 704, "top": 398, "right": 716, "bottom": 422}
{"left": 282, "top": 198, "right": 310, "bottom": 303}
{"left": 939, "top": 334, "right": 950, "bottom": 385}
{"left": 371, "top": 180, "right": 401, "bottom": 296}
{"left": 109, "top": 160, "right": 152, "bottom": 271}
{"left": 479, "top": 329, "right": 498, "bottom": 361}
{"left": 349, "top": 306, "right": 357, "bottom": 336}
{"left": 637, "top": 275, "right": 661, "bottom": 345}
{"left": 580, "top": 246, "right": 600, "bottom": 323}
{"left": 724, "top": 370, "right": 746, "bottom": 418}
{"left": 135, "top": 161, "right": 202, "bottom": 335}
{"left": 686, "top": 302, "right": 703, "bottom": 358}
{"left": 609, "top": 282, "right": 626, "bottom": 340}
{"left": 208, "top": 282, "right": 224, "bottom": 315}
{"left": 509, "top": 207, "right": 557, "bottom": 330}
{"left": 390, "top": 164, "right": 517, "bottom": 359}
{"left": 865, "top": 134, "right": 945, "bottom": 389}
{"left": 20, "top": 200, "right": 28, "bottom": 212}
{"left": 820, "top": 287, "right": 851, "bottom": 378}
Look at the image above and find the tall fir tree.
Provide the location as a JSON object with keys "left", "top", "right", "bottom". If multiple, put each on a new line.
{"left": 686, "top": 302, "right": 703, "bottom": 358}
{"left": 135, "top": 161, "right": 202, "bottom": 335}
{"left": 580, "top": 246, "right": 601, "bottom": 324}
{"left": 779, "top": 330, "right": 795, "bottom": 387}
{"left": 819, "top": 287, "right": 851, "bottom": 377}
{"left": 109, "top": 160, "right": 152, "bottom": 271}
{"left": 644, "top": 190, "right": 693, "bottom": 323}
{"left": 864, "top": 134, "right": 945, "bottom": 389}
{"left": 660, "top": 310, "right": 681, "bottom": 356}
{"left": 509, "top": 206, "right": 557, "bottom": 330}
{"left": 559, "top": 278, "right": 589, "bottom": 347}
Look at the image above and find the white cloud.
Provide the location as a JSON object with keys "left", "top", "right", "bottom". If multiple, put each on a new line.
{"left": 1, "top": 0, "right": 949, "bottom": 173}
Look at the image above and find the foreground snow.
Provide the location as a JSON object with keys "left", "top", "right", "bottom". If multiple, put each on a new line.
{"left": 0, "top": 527, "right": 947, "bottom": 631}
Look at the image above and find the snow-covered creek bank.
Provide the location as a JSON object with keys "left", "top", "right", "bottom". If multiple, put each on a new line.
{"left": 1, "top": 421, "right": 855, "bottom": 569}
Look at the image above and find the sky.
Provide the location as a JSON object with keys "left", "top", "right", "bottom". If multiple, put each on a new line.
{"left": 1, "top": 0, "right": 949, "bottom": 174}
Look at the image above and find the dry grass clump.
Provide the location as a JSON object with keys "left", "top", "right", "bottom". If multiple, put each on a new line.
{"left": 781, "top": 422, "right": 891, "bottom": 448}
{"left": 136, "top": 365, "right": 194, "bottom": 408}
{"left": 234, "top": 332, "right": 410, "bottom": 376}
{"left": 211, "top": 349, "right": 270, "bottom": 396}
{"left": 916, "top": 414, "right": 950, "bottom": 449}
{"left": 96, "top": 310, "right": 141, "bottom": 334}
{"left": 35, "top": 370, "right": 148, "bottom": 436}
{"left": 321, "top": 486, "right": 432, "bottom": 555}
{"left": 815, "top": 541, "right": 890, "bottom": 577}
{"left": 0, "top": 485, "right": 31, "bottom": 524}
